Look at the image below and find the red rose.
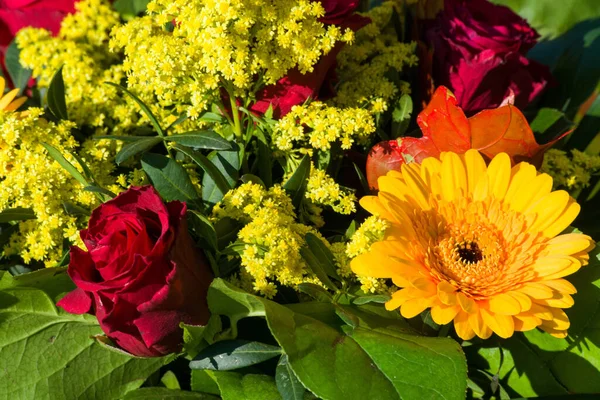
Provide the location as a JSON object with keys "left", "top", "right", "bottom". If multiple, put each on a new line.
{"left": 0, "top": 0, "right": 77, "bottom": 82}
{"left": 58, "top": 186, "right": 213, "bottom": 357}
{"left": 250, "top": 0, "right": 370, "bottom": 118}
{"left": 426, "top": 0, "right": 551, "bottom": 114}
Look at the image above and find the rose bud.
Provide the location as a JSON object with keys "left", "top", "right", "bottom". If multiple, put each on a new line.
{"left": 426, "top": 0, "right": 552, "bottom": 114}
{"left": 58, "top": 186, "right": 213, "bottom": 357}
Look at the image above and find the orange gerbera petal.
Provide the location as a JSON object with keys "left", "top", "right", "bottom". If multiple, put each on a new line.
{"left": 350, "top": 150, "right": 594, "bottom": 341}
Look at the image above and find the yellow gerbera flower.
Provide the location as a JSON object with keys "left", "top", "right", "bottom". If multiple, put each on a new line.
{"left": 0, "top": 77, "right": 27, "bottom": 112}
{"left": 351, "top": 150, "right": 595, "bottom": 340}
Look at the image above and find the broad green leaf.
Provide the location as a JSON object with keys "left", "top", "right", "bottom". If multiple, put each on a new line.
{"left": 105, "top": 82, "right": 164, "bottom": 137}
{"left": 116, "top": 136, "right": 163, "bottom": 165}
{"left": 190, "top": 340, "right": 281, "bottom": 371}
{"left": 255, "top": 130, "right": 273, "bottom": 187}
{"left": 529, "top": 108, "right": 573, "bottom": 138}
{"left": 299, "top": 244, "right": 338, "bottom": 292}
{"left": 491, "top": 0, "right": 600, "bottom": 38}
{"left": 42, "top": 143, "right": 89, "bottom": 187}
{"left": 304, "top": 233, "right": 340, "bottom": 280}
{"left": 123, "top": 387, "right": 217, "bottom": 399}
{"left": 187, "top": 210, "right": 218, "bottom": 252}
{"left": 0, "top": 207, "right": 35, "bottom": 223}
{"left": 296, "top": 283, "right": 333, "bottom": 303}
{"left": 199, "top": 146, "right": 239, "bottom": 204}
{"left": 207, "top": 371, "right": 281, "bottom": 400}
{"left": 5, "top": 40, "right": 31, "bottom": 94}
{"left": 0, "top": 288, "right": 168, "bottom": 400}
{"left": 208, "top": 280, "right": 467, "bottom": 400}
{"left": 352, "top": 295, "right": 391, "bottom": 305}
{"left": 113, "top": 0, "right": 150, "bottom": 18}
{"left": 0, "top": 268, "right": 74, "bottom": 301}
{"left": 191, "top": 370, "right": 221, "bottom": 395}
{"left": 166, "top": 131, "right": 233, "bottom": 150}
{"left": 392, "top": 94, "right": 413, "bottom": 138}
{"left": 174, "top": 145, "right": 232, "bottom": 202}
{"left": 275, "top": 355, "right": 306, "bottom": 400}
{"left": 161, "top": 371, "right": 181, "bottom": 390}
{"left": 47, "top": 66, "right": 68, "bottom": 120}
{"left": 283, "top": 155, "right": 311, "bottom": 209}
{"left": 182, "top": 315, "right": 222, "bottom": 359}
{"left": 141, "top": 153, "right": 198, "bottom": 202}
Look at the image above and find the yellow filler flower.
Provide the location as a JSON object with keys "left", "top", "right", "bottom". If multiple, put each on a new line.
{"left": 351, "top": 150, "right": 595, "bottom": 340}
{"left": 0, "top": 77, "right": 27, "bottom": 112}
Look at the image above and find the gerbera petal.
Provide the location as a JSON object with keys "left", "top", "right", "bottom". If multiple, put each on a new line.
{"left": 400, "top": 296, "right": 436, "bottom": 319}
{"left": 462, "top": 149, "right": 487, "bottom": 196}
{"left": 385, "top": 288, "right": 414, "bottom": 311}
{"left": 457, "top": 292, "right": 477, "bottom": 313}
{"left": 437, "top": 281, "right": 458, "bottom": 305}
{"left": 454, "top": 311, "right": 476, "bottom": 340}
{"left": 504, "top": 163, "right": 537, "bottom": 206}
{"left": 528, "top": 303, "right": 553, "bottom": 320}
{"left": 513, "top": 314, "right": 542, "bottom": 331}
{"left": 509, "top": 173, "right": 553, "bottom": 213}
{"left": 351, "top": 252, "right": 418, "bottom": 280}
{"left": 480, "top": 309, "right": 514, "bottom": 338}
{"left": 0, "top": 88, "right": 20, "bottom": 110}
{"left": 360, "top": 196, "right": 394, "bottom": 220}
{"left": 534, "top": 292, "right": 574, "bottom": 308}
{"left": 506, "top": 291, "right": 532, "bottom": 312}
{"left": 517, "top": 282, "right": 554, "bottom": 299}
{"left": 430, "top": 303, "right": 460, "bottom": 325}
{"left": 545, "top": 234, "right": 595, "bottom": 257}
{"left": 401, "top": 163, "right": 432, "bottom": 210}
{"left": 5, "top": 96, "right": 27, "bottom": 112}
{"left": 421, "top": 157, "right": 443, "bottom": 197}
{"left": 526, "top": 190, "right": 570, "bottom": 232}
{"left": 542, "top": 201, "right": 580, "bottom": 238}
{"left": 441, "top": 152, "right": 467, "bottom": 201}
{"left": 543, "top": 279, "right": 577, "bottom": 295}
{"left": 469, "top": 310, "right": 493, "bottom": 339}
{"left": 488, "top": 293, "right": 521, "bottom": 315}
{"left": 532, "top": 256, "right": 581, "bottom": 280}
{"left": 486, "top": 152, "right": 511, "bottom": 200}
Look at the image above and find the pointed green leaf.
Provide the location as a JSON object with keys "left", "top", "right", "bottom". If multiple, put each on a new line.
{"left": 5, "top": 40, "right": 31, "bottom": 94}
{"left": 42, "top": 143, "right": 89, "bottom": 187}
{"left": 141, "top": 153, "right": 198, "bottom": 202}
{"left": 204, "top": 371, "right": 280, "bottom": 400}
{"left": 105, "top": 82, "right": 164, "bottom": 137}
{"left": 190, "top": 340, "right": 281, "bottom": 371}
{"left": 0, "top": 207, "right": 35, "bottom": 223}
{"left": 174, "top": 145, "right": 233, "bottom": 200}
{"left": 275, "top": 355, "right": 306, "bottom": 400}
{"left": 166, "top": 131, "right": 233, "bottom": 150}
{"left": 304, "top": 233, "right": 340, "bottom": 280}
{"left": 283, "top": 155, "right": 311, "bottom": 209}
{"left": 47, "top": 66, "right": 68, "bottom": 120}
{"left": 116, "top": 136, "right": 163, "bottom": 165}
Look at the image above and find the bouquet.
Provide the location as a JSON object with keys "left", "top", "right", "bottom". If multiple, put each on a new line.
{"left": 1, "top": 0, "right": 600, "bottom": 398}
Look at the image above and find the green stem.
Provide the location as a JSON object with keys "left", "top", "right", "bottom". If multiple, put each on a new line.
{"left": 229, "top": 93, "right": 243, "bottom": 141}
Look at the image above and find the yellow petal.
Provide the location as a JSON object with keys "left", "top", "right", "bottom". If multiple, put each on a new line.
{"left": 488, "top": 293, "right": 522, "bottom": 315}
{"left": 517, "top": 282, "right": 554, "bottom": 299}
{"left": 351, "top": 252, "right": 418, "bottom": 279}
{"left": 509, "top": 173, "right": 553, "bottom": 213}
{"left": 437, "top": 281, "right": 458, "bottom": 305}
{"left": 534, "top": 292, "right": 574, "bottom": 308}
{"left": 543, "top": 279, "right": 577, "bottom": 295}
{"left": 0, "top": 88, "right": 19, "bottom": 110}
{"left": 545, "top": 234, "right": 595, "bottom": 257}
{"left": 480, "top": 309, "right": 515, "bottom": 338}
{"left": 473, "top": 174, "right": 490, "bottom": 202}
{"left": 454, "top": 311, "right": 476, "bottom": 340}
{"left": 441, "top": 152, "right": 467, "bottom": 201}
{"left": 430, "top": 304, "right": 460, "bottom": 325}
{"left": 533, "top": 256, "right": 581, "bottom": 280}
{"left": 542, "top": 308, "right": 570, "bottom": 331}
{"left": 526, "top": 190, "right": 570, "bottom": 232}
{"left": 457, "top": 292, "right": 477, "bottom": 313}
{"left": 529, "top": 303, "right": 553, "bottom": 320}
{"left": 360, "top": 196, "right": 394, "bottom": 220}
{"left": 513, "top": 314, "right": 541, "bottom": 331}
{"left": 469, "top": 311, "right": 493, "bottom": 339}
{"left": 542, "top": 201, "right": 580, "bottom": 238}
{"left": 400, "top": 296, "right": 435, "bottom": 319}
{"left": 401, "top": 163, "right": 432, "bottom": 211}
{"left": 5, "top": 96, "right": 27, "bottom": 112}
{"left": 506, "top": 291, "right": 532, "bottom": 312}
{"left": 487, "top": 153, "right": 511, "bottom": 200}
{"left": 0, "top": 76, "right": 5, "bottom": 96}
{"left": 385, "top": 288, "right": 414, "bottom": 311}
{"left": 420, "top": 157, "right": 443, "bottom": 196}
{"left": 463, "top": 149, "right": 487, "bottom": 196}
{"left": 410, "top": 277, "right": 436, "bottom": 293}
{"left": 505, "top": 163, "right": 537, "bottom": 206}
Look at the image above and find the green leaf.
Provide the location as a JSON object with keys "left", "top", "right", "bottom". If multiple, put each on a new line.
{"left": 491, "top": 0, "right": 600, "bottom": 38}
{"left": 5, "top": 40, "right": 31, "bottom": 94}
{"left": 352, "top": 295, "right": 391, "bottom": 305}
{"left": 567, "top": 95, "right": 600, "bottom": 152}
{"left": 113, "top": 0, "right": 151, "bottom": 18}
{"left": 161, "top": 371, "right": 181, "bottom": 390}
{"left": 115, "top": 136, "right": 163, "bottom": 165}
{"left": 123, "top": 388, "right": 217, "bottom": 399}
{"left": 255, "top": 130, "right": 273, "bottom": 187}
{"left": 529, "top": 108, "right": 573, "bottom": 139}
{"left": 42, "top": 143, "right": 89, "bottom": 187}
{"left": 187, "top": 210, "right": 218, "bottom": 252}
{"left": 182, "top": 315, "right": 222, "bottom": 359}
{"left": 0, "top": 288, "right": 168, "bottom": 400}
{"left": 352, "top": 162, "right": 370, "bottom": 194}
{"left": 208, "top": 279, "right": 467, "bottom": 400}
{"left": 200, "top": 146, "right": 240, "bottom": 205}
{"left": 299, "top": 245, "right": 338, "bottom": 292}
{"left": 191, "top": 370, "right": 221, "bottom": 395}
{"left": 174, "top": 145, "right": 232, "bottom": 202}
{"left": 190, "top": 340, "right": 282, "bottom": 371}
{"left": 215, "top": 218, "right": 242, "bottom": 251}
{"left": 93, "top": 135, "right": 152, "bottom": 142}
{"left": 166, "top": 131, "right": 233, "bottom": 150}
{"left": 304, "top": 233, "right": 340, "bottom": 280}
{"left": 240, "top": 174, "right": 266, "bottom": 187}
{"left": 283, "top": 155, "right": 311, "bottom": 209}
{"left": 105, "top": 82, "right": 164, "bottom": 137}
{"left": 206, "top": 371, "right": 281, "bottom": 400}
{"left": 84, "top": 185, "right": 116, "bottom": 199}
{"left": 275, "top": 355, "right": 306, "bottom": 400}
{"left": 296, "top": 283, "right": 333, "bottom": 303}
{"left": 141, "top": 153, "right": 198, "bottom": 202}
{"left": 47, "top": 66, "right": 68, "bottom": 120}
{"left": 0, "top": 207, "right": 35, "bottom": 223}
{"left": 391, "top": 94, "right": 413, "bottom": 138}
{"left": 0, "top": 267, "right": 74, "bottom": 301}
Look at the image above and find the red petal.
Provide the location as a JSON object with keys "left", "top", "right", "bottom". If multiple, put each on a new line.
{"left": 57, "top": 288, "right": 92, "bottom": 315}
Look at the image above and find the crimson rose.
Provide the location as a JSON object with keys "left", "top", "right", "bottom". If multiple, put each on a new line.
{"left": 426, "top": 0, "right": 551, "bottom": 114}
{"left": 58, "top": 186, "right": 213, "bottom": 357}
{"left": 250, "top": 0, "right": 369, "bottom": 117}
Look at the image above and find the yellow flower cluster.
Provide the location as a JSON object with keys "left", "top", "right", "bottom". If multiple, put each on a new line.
{"left": 306, "top": 167, "right": 356, "bottom": 214}
{"left": 0, "top": 109, "right": 120, "bottom": 265}
{"left": 272, "top": 101, "right": 375, "bottom": 151}
{"left": 16, "top": 0, "right": 136, "bottom": 133}
{"left": 542, "top": 149, "right": 600, "bottom": 193}
{"left": 212, "top": 182, "right": 325, "bottom": 297}
{"left": 111, "top": 0, "right": 354, "bottom": 119}
{"left": 333, "top": 2, "right": 418, "bottom": 112}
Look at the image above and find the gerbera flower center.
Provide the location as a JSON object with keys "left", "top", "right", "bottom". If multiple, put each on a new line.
{"left": 456, "top": 241, "right": 483, "bottom": 264}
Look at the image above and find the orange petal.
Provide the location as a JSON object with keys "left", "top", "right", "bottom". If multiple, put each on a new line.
{"left": 430, "top": 303, "right": 460, "bottom": 325}
{"left": 480, "top": 309, "right": 515, "bottom": 338}
{"left": 513, "top": 314, "right": 542, "bottom": 331}
{"left": 488, "top": 293, "right": 522, "bottom": 315}
{"left": 400, "top": 296, "right": 436, "bottom": 319}
{"left": 457, "top": 292, "right": 477, "bottom": 313}
{"left": 454, "top": 311, "right": 476, "bottom": 340}
{"left": 469, "top": 311, "right": 493, "bottom": 339}
{"left": 437, "top": 281, "right": 457, "bottom": 305}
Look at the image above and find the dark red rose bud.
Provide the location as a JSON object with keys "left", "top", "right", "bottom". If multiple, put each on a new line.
{"left": 427, "top": 0, "right": 552, "bottom": 114}
{"left": 58, "top": 186, "right": 213, "bottom": 357}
